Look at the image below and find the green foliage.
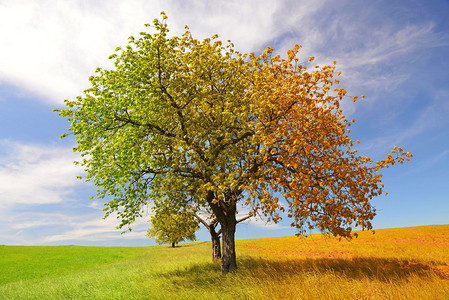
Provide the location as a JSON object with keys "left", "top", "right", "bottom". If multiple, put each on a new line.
{"left": 56, "top": 12, "right": 255, "bottom": 231}
{"left": 147, "top": 203, "right": 200, "bottom": 246}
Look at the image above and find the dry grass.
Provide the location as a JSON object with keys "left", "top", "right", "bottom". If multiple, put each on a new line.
{"left": 235, "top": 225, "right": 449, "bottom": 299}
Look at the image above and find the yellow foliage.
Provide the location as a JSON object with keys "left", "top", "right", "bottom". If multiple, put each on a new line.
{"left": 244, "top": 45, "right": 412, "bottom": 238}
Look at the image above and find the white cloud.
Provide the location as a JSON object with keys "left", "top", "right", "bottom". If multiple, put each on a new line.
{"left": 0, "top": 0, "right": 329, "bottom": 104}
{"left": 0, "top": 138, "right": 154, "bottom": 245}
{"left": 40, "top": 212, "right": 150, "bottom": 244}
{"left": 261, "top": 1, "right": 449, "bottom": 103}
{"left": 1, "top": 0, "right": 447, "bottom": 106}
{"left": 0, "top": 0, "right": 166, "bottom": 103}
{"left": 164, "top": 0, "right": 326, "bottom": 53}
{"left": 335, "top": 23, "right": 448, "bottom": 93}
{"left": 0, "top": 140, "right": 83, "bottom": 207}
{"left": 236, "top": 203, "right": 290, "bottom": 230}
{"left": 245, "top": 216, "right": 289, "bottom": 231}
{"left": 0, "top": 209, "right": 151, "bottom": 245}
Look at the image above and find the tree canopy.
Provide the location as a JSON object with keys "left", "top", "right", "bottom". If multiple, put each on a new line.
{"left": 146, "top": 203, "right": 199, "bottom": 247}
{"left": 56, "top": 12, "right": 412, "bottom": 273}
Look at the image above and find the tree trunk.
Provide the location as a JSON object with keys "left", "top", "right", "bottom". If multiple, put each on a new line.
{"left": 210, "top": 230, "right": 221, "bottom": 261}
{"left": 220, "top": 216, "right": 237, "bottom": 273}
{"left": 171, "top": 242, "right": 175, "bottom": 248}
{"left": 204, "top": 190, "right": 239, "bottom": 273}
{"left": 193, "top": 212, "right": 222, "bottom": 262}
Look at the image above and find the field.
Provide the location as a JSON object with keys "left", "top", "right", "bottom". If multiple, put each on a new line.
{"left": 1, "top": 225, "right": 448, "bottom": 299}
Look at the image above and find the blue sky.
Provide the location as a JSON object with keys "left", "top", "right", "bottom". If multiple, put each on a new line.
{"left": 0, "top": 0, "right": 448, "bottom": 246}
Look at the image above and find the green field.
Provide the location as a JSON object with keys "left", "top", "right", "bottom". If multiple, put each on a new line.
{"left": 1, "top": 225, "right": 448, "bottom": 299}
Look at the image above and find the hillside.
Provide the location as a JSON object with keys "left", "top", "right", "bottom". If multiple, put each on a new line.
{"left": 1, "top": 224, "right": 448, "bottom": 299}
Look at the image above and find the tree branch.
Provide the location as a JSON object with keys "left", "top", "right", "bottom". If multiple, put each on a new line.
{"left": 236, "top": 215, "right": 251, "bottom": 224}
{"left": 193, "top": 212, "right": 210, "bottom": 228}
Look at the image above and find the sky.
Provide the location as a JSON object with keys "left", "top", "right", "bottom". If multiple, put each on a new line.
{"left": 0, "top": 0, "right": 448, "bottom": 246}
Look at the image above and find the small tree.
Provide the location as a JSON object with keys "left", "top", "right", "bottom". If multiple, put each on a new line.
{"left": 147, "top": 205, "right": 199, "bottom": 247}
{"left": 56, "top": 12, "right": 412, "bottom": 273}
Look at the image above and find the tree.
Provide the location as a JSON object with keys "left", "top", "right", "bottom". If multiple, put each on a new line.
{"left": 146, "top": 203, "right": 199, "bottom": 247}
{"left": 56, "top": 12, "right": 412, "bottom": 273}
{"left": 194, "top": 212, "right": 251, "bottom": 261}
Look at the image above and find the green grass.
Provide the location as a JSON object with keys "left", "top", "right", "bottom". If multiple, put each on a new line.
{"left": 0, "top": 245, "right": 145, "bottom": 285}
{"left": 1, "top": 225, "right": 448, "bottom": 299}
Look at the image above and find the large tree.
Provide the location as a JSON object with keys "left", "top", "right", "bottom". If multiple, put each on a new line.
{"left": 56, "top": 13, "right": 412, "bottom": 273}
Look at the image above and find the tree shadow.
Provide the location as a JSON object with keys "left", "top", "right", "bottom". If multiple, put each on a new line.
{"left": 238, "top": 256, "right": 441, "bottom": 281}
{"left": 157, "top": 255, "right": 447, "bottom": 291}
{"left": 178, "top": 241, "right": 208, "bottom": 247}
{"left": 161, "top": 241, "right": 208, "bottom": 248}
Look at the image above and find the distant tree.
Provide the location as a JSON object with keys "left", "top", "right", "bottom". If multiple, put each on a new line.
{"left": 146, "top": 204, "right": 199, "bottom": 247}
{"left": 56, "top": 12, "right": 412, "bottom": 273}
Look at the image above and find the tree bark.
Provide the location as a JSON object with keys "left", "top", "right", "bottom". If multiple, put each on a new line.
{"left": 193, "top": 212, "right": 222, "bottom": 261}
{"left": 210, "top": 229, "right": 221, "bottom": 261}
{"left": 220, "top": 214, "right": 237, "bottom": 273}
{"left": 204, "top": 190, "right": 239, "bottom": 273}
{"left": 171, "top": 242, "right": 175, "bottom": 248}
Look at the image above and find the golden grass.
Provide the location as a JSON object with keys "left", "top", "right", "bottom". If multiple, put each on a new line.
{"left": 234, "top": 225, "right": 449, "bottom": 299}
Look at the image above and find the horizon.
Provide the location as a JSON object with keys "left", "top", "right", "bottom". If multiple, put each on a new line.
{"left": 2, "top": 224, "right": 448, "bottom": 247}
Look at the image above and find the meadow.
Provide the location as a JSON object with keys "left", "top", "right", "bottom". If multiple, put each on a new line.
{"left": 1, "top": 225, "right": 448, "bottom": 299}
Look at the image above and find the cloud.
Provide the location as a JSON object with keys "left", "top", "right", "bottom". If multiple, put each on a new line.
{"left": 236, "top": 203, "right": 290, "bottom": 231}
{"left": 0, "top": 140, "right": 83, "bottom": 208}
{"left": 335, "top": 23, "right": 448, "bottom": 93}
{"left": 165, "top": 0, "right": 327, "bottom": 53}
{"left": 245, "top": 216, "right": 289, "bottom": 231}
{"left": 0, "top": 139, "right": 154, "bottom": 245}
{"left": 40, "top": 212, "right": 150, "bottom": 244}
{"left": 0, "top": 0, "right": 166, "bottom": 103}
{"left": 0, "top": 209, "right": 151, "bottom": 245}
{"left": 0, "top": 138, "right": 154, "bottom": 245}
{"left": 265, "top": 1, "right": 449, "bottom": 98}
{"left": 1, "top": 0, "right": 447, "bottom": 106}
{"left": 359, "top": 90, "right": 449, "bottom": 156}
{"left": 0, "top": 0, "right": 329, "bottom": 104}
{"left": 2, "top": 0, "right": 446, "bottom": 107}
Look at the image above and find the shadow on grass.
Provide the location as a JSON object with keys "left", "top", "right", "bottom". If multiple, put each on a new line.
{"left": 158, "top": 255, "right": 445, "bottom": 291}
{"left": 162, "top": 242, "right": 209, "bottom": 248}
{"left": 179, "top": 242, "right": 209, "bottom": 247}
{"left": 239, "top": 256, "right": 439, "bottom": 281}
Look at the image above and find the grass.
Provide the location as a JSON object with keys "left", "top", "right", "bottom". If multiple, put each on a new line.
{"left": 1, "top": 225, "right": 448, "bottom": 299}
{"left": 0, "top": 245, "right": 145, "bottom": 285}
